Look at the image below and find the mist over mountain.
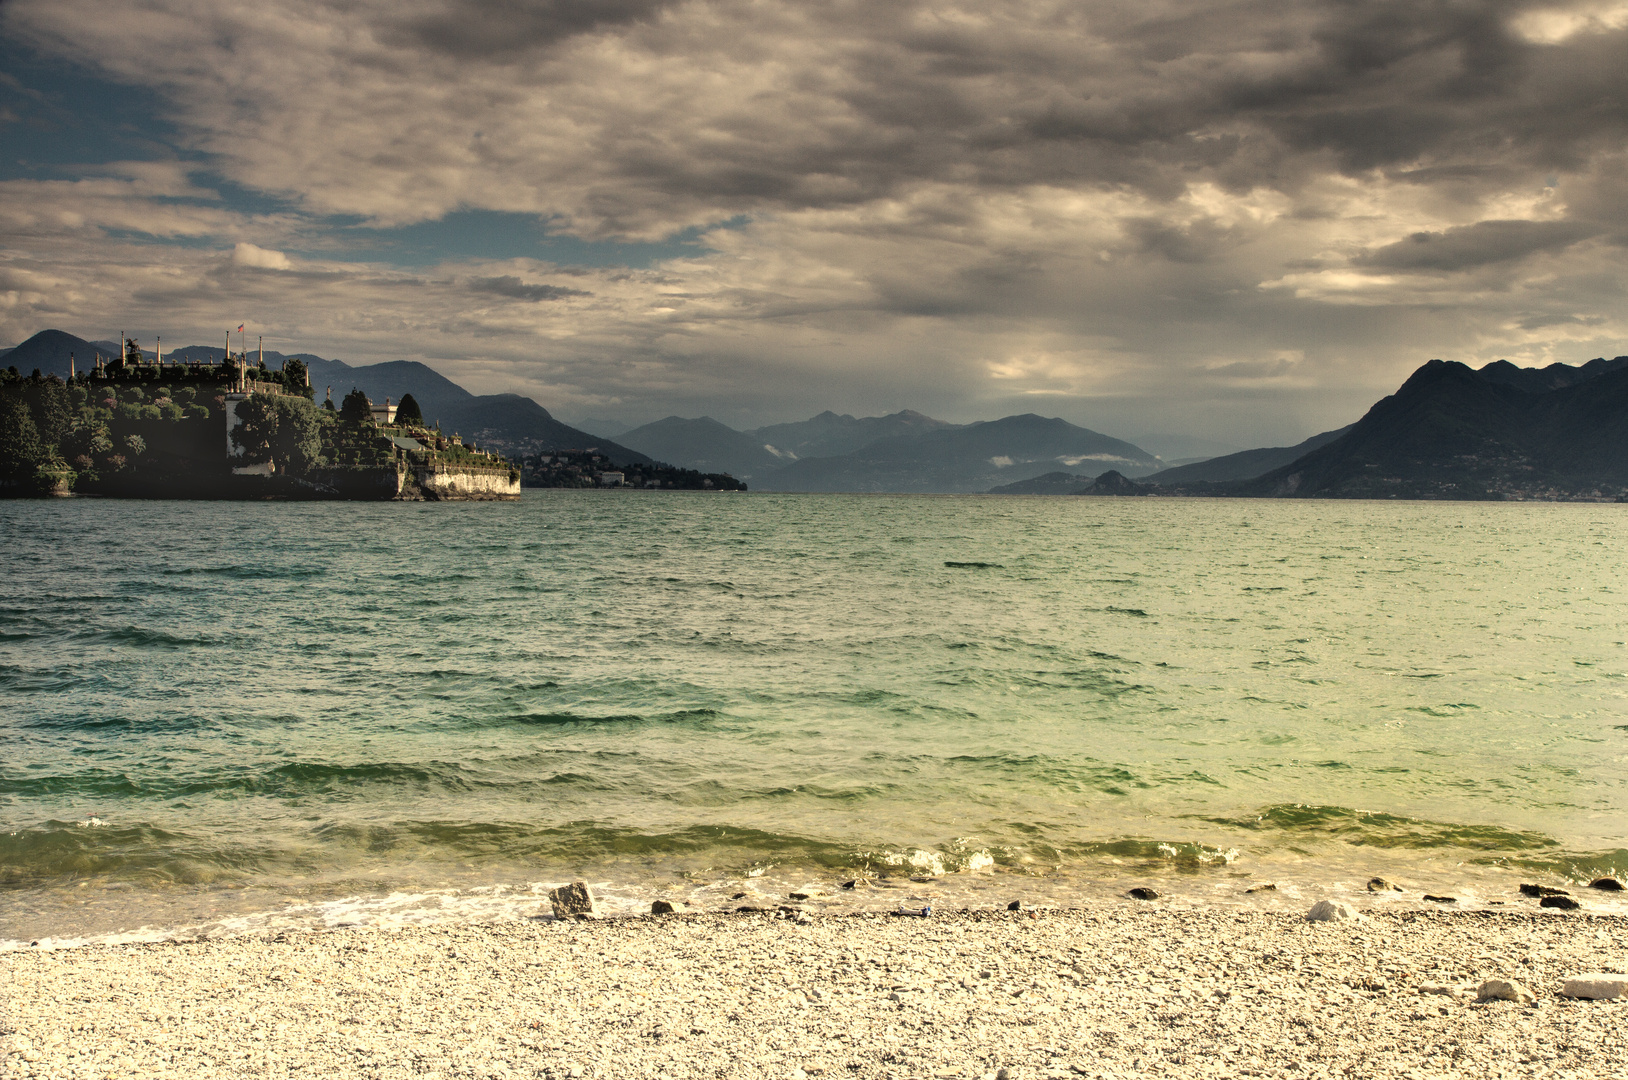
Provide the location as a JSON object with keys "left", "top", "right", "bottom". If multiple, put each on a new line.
{"left": 762, "top": 414, "right": 1160, "bottom": 493}
{"left": 615, "top": 417, "right": 789, "bottom": 480}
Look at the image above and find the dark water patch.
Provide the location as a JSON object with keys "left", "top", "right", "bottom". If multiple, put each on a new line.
{"left": 0, "top": 770, "right": 147, "bottom": 797}
{"left": 0, "top": 822, "right": 269, "bottom": 888}
{"left": 82, "top": 626, "right": 225, "bottom": 650}
{"left": 155, "top": 564, "right": 326, "bottom": 581}
{"left": 0, "top": 668, "right": 97, "bottom": 694}
{"left": 1103, "top": 606, "right": 1149, "bottom": 617}
{"left": 1206, "top": 804, "right": 1558, "bottom": 853}
{"left": 506, "top": 711, "right": 652, "bottom": 727}
{"left": 233, "top": 761, "right": 484, "bottom": 798}
{"left": 1409, "top": 703, "right": 1480, "bottom": 717}
{"left": 1472, "top": 847, "right": 1628, "bottom": 883}
{"left": 944, "top": 561, "right": 1002, "bottom": 569}
{"left": 727, "top": 782, "right": 892, "bottom": 804}
{"left": 375, "top": 820, "right": 864, "bottom": 869}
{"left": 942, "top": 754, "right": 1151, "bottom": 793}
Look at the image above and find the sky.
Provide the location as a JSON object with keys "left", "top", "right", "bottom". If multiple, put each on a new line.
{"left": 2, "top": 0, "right": 1626, "bottom": 446}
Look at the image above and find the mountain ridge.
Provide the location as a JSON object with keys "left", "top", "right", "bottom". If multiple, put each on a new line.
{"left": 1233, "top": 356, "right": 1628, "bottom": 499}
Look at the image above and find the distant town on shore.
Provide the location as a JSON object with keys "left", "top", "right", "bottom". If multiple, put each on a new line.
{"left": 4, "top": 328, "right": 1627, "bottom": 501}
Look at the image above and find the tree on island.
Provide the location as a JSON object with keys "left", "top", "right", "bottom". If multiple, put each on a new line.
{"left": 232, "top": 394, "right": 323, "bottom": 474}
{"left": 0, "top": 395, "right": 43, "bottom": 479}
{"left": 20, "top": 376, "right": 70, "bottom": 453}
{"left": 395, "top": 393, "right": 423, "bottom": 426}
{"left": 340, "top": 388, "right": 372, "bottom": 426}
{"left": 282, "top": 358, "right": 313, "bottom": 398}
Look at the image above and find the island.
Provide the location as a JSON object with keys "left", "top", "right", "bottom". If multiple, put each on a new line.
{"left": 0, "top": 340, "right": 519, "bottom": 500}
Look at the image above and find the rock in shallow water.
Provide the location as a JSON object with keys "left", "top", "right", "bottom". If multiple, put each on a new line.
{"left": 1540, "top": 895, "right": 1581, "bottom": 910}
{"left": 549, "top": 881, "right": 599, "bottom": 919}
{"left": 1367, "top": 877, "right": 1404, "bottom": 893}
{"left": 650, "top": 900, "right": 687, "bottom": 915}
{"left": 1586, "top": 877, "right": 1625, "bottom": 891}
{"left": 1519, "top": 883, "right": 1569, "bottom": 897}
{"left": 1127, "top": 888, "right": 1159, "bottom": 901}
{"left": 1305, "top": 900, "right": 1362, "bottom": 922}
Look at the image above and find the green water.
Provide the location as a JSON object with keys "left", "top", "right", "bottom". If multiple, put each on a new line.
{"left": 3, "top": 494, "right": 1625, "bottom": 942}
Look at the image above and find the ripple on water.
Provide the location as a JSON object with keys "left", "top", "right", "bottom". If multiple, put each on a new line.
{"left": 3, "top": 495, "right": 1627, "bottom": 942}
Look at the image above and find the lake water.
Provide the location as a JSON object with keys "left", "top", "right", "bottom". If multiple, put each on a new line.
{"left": 3, "top": 493, "right": 1626, "bottom": 945}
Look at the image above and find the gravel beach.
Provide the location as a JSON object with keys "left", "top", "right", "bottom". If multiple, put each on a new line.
{"left": 4, "top": 906, "right": 1624, "bottom": 1080}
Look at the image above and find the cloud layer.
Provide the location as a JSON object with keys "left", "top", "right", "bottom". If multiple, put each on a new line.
{"left": 3, "top": 0, "right": 1626, "bottom": 440}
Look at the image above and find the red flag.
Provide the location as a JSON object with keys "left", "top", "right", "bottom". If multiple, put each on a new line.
{"left": 236, "top": 324, "right": 245, "bottom": 332}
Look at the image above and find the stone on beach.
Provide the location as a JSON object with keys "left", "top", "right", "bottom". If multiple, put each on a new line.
{"left": 651, "top": 900, "right": 688, "bottom": 915}
{"left": 549, "top": 881, "right": 600, "bottom": 918}
{"left": 1560, "top": 973, "right": 1628, "bottom": 1000}
{"left": 1305, "top": 900, "right": 1362, "bottom": 922}
{"left": 8, "top": 908, "right": 1628, "bottom": 1079}
{"left": 1475, "top": 979, "right": 1536, "bottom": 1004}
{"left": 1367, "top": 877, "right": 1404, "bottom": 892}
{"left": 1539, "top": 895, "right": 1580, "bottom": 910}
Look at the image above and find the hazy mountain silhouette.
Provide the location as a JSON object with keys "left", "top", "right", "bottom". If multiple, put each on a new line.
{"left": 1239, "top": 357, "right": 1628, "bottom": 499}
{"left": 986, "top": 470, "right": 1095, "bottom": 495}
{"left": 751, "top": 409, "right": 961, "bottom": 459}
{"left": 764, "top": 414, "right": 1160, "bottom": 492}
{"left": 1143, "top": 425, "right": 1353, "bottom": 485}
{"left": 616, "top": 416, "right": 789, "bottom": 479}
{"left": 3, "top": 329, "right": 121, "bottom": 377}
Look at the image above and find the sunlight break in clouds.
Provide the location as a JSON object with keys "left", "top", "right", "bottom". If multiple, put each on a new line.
{"left": 1, "top": 0, "right": 1626, "bottom": 442}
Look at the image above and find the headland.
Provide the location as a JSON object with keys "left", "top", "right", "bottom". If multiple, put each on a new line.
{"left": 0, "top": 339, "right": 518, "bottom": 500}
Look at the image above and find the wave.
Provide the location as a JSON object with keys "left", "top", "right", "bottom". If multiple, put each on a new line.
{"left": 79, "top": 626, "right": 228, "bottom": 650}
{"left": 1201, "top": 803, "right": 1558, "bottom": 852}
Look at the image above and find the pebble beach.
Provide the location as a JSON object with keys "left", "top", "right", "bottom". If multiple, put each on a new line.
{"left": 5, "top": 903, "right": 1625, "bottom": 1080}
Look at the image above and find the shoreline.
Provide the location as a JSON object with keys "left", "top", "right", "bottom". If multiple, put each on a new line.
{"left": 9, "top": 857, "right": 1628, "bottom": 953}
{"left": 5, "top": 906, "right": 1624, "bottom": 1079}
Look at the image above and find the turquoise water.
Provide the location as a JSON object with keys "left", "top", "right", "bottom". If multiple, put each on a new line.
{"left": 3, "top": 493, "right": 1627, "bottom": 942}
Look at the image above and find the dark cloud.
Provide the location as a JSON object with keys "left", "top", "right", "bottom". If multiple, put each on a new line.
{"left": 1356, "top": 219, "right": 1601, "bottom": 271}
{"left": 1517, "top": 313, "right": 1605, "bottom": 330}
{"left": 384, "top": 0, "right": 675, "bottom": 60}
{"left": 3, "top": 0, "right": 1627, "bottom": 444}
{"left": 467, "top": 275, "right": 589, "bottom": 300}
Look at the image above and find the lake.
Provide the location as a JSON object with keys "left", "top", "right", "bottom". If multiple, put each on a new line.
{"left": 3, "top": 492, "right": 1625, "bottom": 944}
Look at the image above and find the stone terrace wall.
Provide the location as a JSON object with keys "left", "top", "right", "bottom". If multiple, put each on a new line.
{"left": 415, "top": 464, "right": 520, "bottom": 501}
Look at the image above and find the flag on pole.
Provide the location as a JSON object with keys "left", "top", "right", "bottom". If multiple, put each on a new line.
{"left": 236, "top": 324, "right": 245, "bottom": 332}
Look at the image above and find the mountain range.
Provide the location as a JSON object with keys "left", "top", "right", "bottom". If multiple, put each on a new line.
{"left": 14, "top": 327, "right": 1626, "bottom": 498}
{"left": 758, "top": 414, "right": 1160, "bottom": 493}
{"left": 1227, "top": 356, "right": 1628, "bottom": 499}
